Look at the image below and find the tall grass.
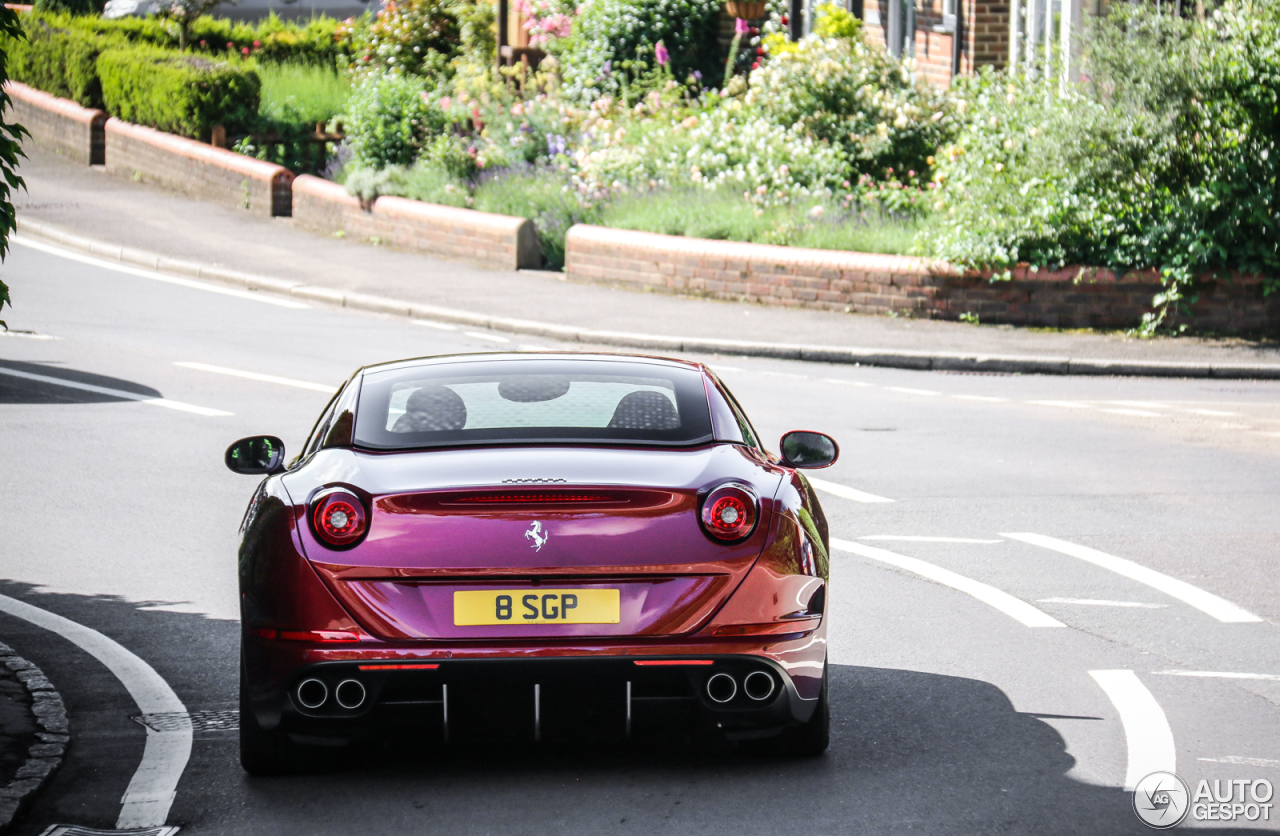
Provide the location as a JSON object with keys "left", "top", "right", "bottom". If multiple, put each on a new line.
{"left": 257, "top": 63, "right": 350, "bottom": 127}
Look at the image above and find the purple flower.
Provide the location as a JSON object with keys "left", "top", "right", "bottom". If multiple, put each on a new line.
{"left": 654, "top": 41, "right": 669, "bottom": 66}
{"left": 693, "top": 70, "right": 702, "bottom": 81}
{"left": 735, "top": 16, "right": 749, "bottom": 35}
{"left": 602, "top": 60, "right": 612, "bottom": 75}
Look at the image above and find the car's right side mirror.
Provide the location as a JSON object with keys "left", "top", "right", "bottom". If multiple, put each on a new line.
{"left": 225, "top": 435, "right": 287, "bottom": 475}
{"left": 779, "top": 430, "right": 839, "bottom": 469}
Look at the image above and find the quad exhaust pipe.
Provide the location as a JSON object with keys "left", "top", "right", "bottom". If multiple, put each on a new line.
{"left": 295, "top": 677, "right": 368, "bottom": 711}
{"left": 705, "top": 670, "right": 777, "bottom": 704}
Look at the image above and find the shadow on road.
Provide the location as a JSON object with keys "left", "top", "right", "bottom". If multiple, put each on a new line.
{"left": 0, "top": 359, "right": 163, "bottom": 405}
{"left": 0, "top": 583, "right": 1263, "bottom": 836}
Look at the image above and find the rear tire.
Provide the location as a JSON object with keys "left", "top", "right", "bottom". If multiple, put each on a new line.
{"left": 779, "top": 661, "right": 829, "bottom": 756}
{"left": 239, "top": 660, "right": 314, "bottom": 775}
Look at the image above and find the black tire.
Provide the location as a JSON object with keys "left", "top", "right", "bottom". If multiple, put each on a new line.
{"left": 779, "top": 661, "right": 829, "bottom": 756}
{"left": 239, "top": 660, "right": 309, "bottom": 776}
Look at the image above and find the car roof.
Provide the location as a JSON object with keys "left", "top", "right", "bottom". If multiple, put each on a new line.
{"left": 357, "top": 352, "right": 711, "bottom": 377}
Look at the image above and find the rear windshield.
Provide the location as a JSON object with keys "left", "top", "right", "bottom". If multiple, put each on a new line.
{"left": 353, "top": 359, "right": 713, "bottom": 449}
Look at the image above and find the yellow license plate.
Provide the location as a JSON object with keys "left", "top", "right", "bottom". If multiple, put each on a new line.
{"left": 453, "top": 589, "right": 620, "bottom": 626}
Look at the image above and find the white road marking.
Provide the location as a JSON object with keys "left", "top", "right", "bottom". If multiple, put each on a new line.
{"left": 0, "top": 593, "right": 190, "bottom": 828}
{"left": 412, "top": 319, "right": 458, "bottom": 330}
{"left": 1199, "top": 756, "right": 1280, "bottom": 768}
{"left": 761, "top": 370, "right": 808, "bottom": 379}
{"left": 0, "top": 367, "right": 232, "bottom": 417}
{"left": 709, "top": 364, "right": 746, "bottom": 374}
{"left": 1003, "top": 533, "right": 1262, "bottom": 623}
{"left": 14, "top": 235, "right": 310, "bottom": 309}
{"left": 1090, "top": 670, "right": 1176, "bottom": 790}
{"left": 886, "top": 386, "right": 940, "bottom": 396}
{"left": 173, "top": 362, "right": 336, "bottom": 393}
{"left": 954, "top": 394, "right": 1008, "bottom": 402}
{"left": 860, "top": 535, "right": 1004, "bottom": 544}
{"left": 1188, "top": 409, "right": 1238, "bottom": 416}
{"left": 1152, "top": 670, "right": 1280, "bottom": 682}
{"left": 822, "top": 378, "right": 873, "bottom": 387}
{"left": 807, "top": 477, "right": 895, "bottom": 504}
{"left": 464, "top": 331, "right": 511, "bottom": 343}
{"left": 1220, "top": 423, "right": 1253, "bottom": 429}
{"left": 0, "top": 329, "right": 57, "bottom": 340}
{"left": 1028, "top": 400, "right": 1092, "bottom": 409}
{"left": 831, "top": 538, "right": 1065, "bottom": 628}
{"left": 1107, "top": 401, "right": 1172, "bottom": 409}
{"left": 1100, "top": 408, "right": 1163, "bottom": 418}
{"left": 1038, "top": 597, "right": 1168, "bottom": 609}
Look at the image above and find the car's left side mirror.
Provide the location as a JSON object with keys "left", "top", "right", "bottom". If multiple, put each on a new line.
{"left": 779, "top": 430, "right": 839, "bottom": 469}
{"left": 225, "top": 435, "right": 287, "bottom": 475}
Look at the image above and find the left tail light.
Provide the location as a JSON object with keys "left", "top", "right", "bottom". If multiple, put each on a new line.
{"left": 310, "top": 488, "right": 368, "bottom": 548}
{"left": 700, "top": 483, "right": 759, "bottom": 542}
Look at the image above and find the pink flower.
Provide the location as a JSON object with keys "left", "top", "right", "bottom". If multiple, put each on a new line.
{"left": 252, "top": 40, "right": 260, "bottom": 48}
{"left": 439, "top": 95, "right": 452, "bottom": 110}
{"left": 654, "top": 41, "right": 669, "bottom": 66}
{"left": 226, "top": 41, "right": 234, "bottom": 50}
{"left": 735, "top": 16, "right": 749, "bottom": 35}
{"left": 241, "top": 47, "right": 250, "bottom": 56}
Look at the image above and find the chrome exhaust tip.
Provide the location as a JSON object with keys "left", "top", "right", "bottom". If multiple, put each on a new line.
{"left": 335, "top": 678, "right": 367, "bottom": 710}
{"left": 743, "top": 670, "right": 776, "bottom": 701}
{"left": 296, "top": 678, "right": 328, "bottom": 709}
{"left": 706, "top": 672, "right": 738, "bottom": 704}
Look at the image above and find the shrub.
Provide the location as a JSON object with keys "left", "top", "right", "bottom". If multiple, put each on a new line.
{"left": 472, "top": 165, "right": 600, "bottom": 268}
{"left": 6, "top": 13, "right": 118, "bottom": 107}
{"left": 558, "top": 0, "right": 723, "bottom": 102}
{"left": 32, "top": 0, "right": 104, "bottom": 18}
{"left": 350, "top": 0, "right": 461, "bottom": 78}
{"left": 343, "top": 70, "right": 446, "bottom": 168}
{"left": 98, "top": 47, "right": 260, "bottom": 138}
{"left": 745, "top": 30, "right": 956, "bottom": 179}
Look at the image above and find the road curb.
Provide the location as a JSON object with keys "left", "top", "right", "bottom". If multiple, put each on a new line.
{"left": 16, "top": 218, "right": 1280, "bottom": 379}
{"left": 0, "top": 642, "right": 68, "bottom": 835}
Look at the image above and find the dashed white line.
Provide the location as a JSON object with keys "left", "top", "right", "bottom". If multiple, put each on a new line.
{"left": 1152, "top": 670, "right": 1280, "bottom": 682}
{"left": 1004, "top": 533, "right": 1262, "bottom": 623}
{"left": 1099, "top": 408, "right": 1163, "bottom": 418}
{"left": 0, "top": 593, "right": 190, "bottom": 828}
{"left": 886, "top": 386, "right": 940, "bottom": 396}
{"left": 954, "top": 394, "right": 1008, "bottom": 402}
{"left": 860, "top": 535, "right": 1004, "bottom": 544}
{"left": 14, "top": 235, "right": 310, "bottom": 309}
{"left": 0, "top": 329, "right": 57, "bottom": 340}
{"left": 1187, "top": 409, "right": 1237, "bottom": 417}
{"left": 1199, "top": 756, "right": 1280, "bottom": 768}
{"left": 173, "top": 362, "right": 336, "bottom": 393}
{"left": 806, "top": 476, "right": 895, "bottom": 504}
{"left": 1090, "top": 670, "right": 1176, "bottom": 790}
{"left": 0, "top": 367, "right": 232, "bottom": 417}
{"left": 412, "top": 319, "right": 458, "bottom": 330}
{"left": 761, "top": 370, "right": 808, "bottom": 379}
{"left": 831, "top": 538, "right": 1065, "bottom": 628}
{"left": 465, "top": 331, "right": 511, "bottom": 343}
{"left": 1028, "top": 400, "right": 1092, "bottom": 409}
{"left": 1038, "top": 597, "right": 1168, "bottom": 609}
{"left": 821, "top": 378, "right": 873, "bottom": 387}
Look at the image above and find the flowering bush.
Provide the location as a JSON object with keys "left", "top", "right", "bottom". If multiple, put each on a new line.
{"left": 349, "top": 0, "right": 461, "bottom": 78}
{"left": 746, "top": 30, "right": 956, "bottom": 179}
{"left": 516, "top": 0, "right": 578, "bottom": 47}
{"left": 557, "top": 0, "right": 723, "bottom": 102}
{"left": 344, "top": 70, "right": 447, "bottom": 168}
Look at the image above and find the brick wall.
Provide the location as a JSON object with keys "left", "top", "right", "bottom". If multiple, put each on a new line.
{"left": 291, "top": 175, "right": 542, "bottom": 271}
{"left": 104, "top": 119, "right": 293, "bottom": 218}
{"left": 862, "top": 0, "right": 1009, "bottom": 86}
{"left": 564, "top": 225, "right": 1280, "bottom": 332}
{"left": 5, "top": 82, "right": 104, "bottom": 166}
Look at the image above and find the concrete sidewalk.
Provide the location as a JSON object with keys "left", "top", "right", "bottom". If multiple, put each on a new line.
{"left": 11, "top": 145, "right": 1280, "bottom": 369}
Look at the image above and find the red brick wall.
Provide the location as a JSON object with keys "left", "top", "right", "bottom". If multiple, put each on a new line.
{"left": 291, "top": 175, "right": 541, "bottom": 271}
{"left": 862, "top": 0, "right": 1009, "bottom": 86}
{"left": 564, "top": 225, "right": 1280, "bottom": 332}
{"left": 5, "top": 82, "right": 104, "bottom": 166}
{"left": 104, "top": 119, "right": 293, "bottom": 218}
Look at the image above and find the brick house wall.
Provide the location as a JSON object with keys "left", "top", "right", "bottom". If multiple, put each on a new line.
{"left": 861, "top": 0, "right": 1009, "bottom": 86}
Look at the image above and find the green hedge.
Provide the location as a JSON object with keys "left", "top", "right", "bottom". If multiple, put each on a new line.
{"left": 98, "top": 48, "right": 260, "bottom": 139}
{"left": 5, "top": 13, "right": 120, "bottom": 106}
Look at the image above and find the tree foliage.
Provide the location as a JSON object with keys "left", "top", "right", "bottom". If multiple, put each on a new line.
{"left": 0, "top": 5, "right": 28, "bottom": 330}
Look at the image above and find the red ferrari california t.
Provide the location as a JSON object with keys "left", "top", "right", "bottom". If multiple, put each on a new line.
{"left": 225, "top": 352, "right": 838, "bottom": 773}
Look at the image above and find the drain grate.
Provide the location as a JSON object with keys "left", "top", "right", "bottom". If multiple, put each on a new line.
{"left": 132, "top": 709, "right": 238, "bottom": 733}
{"left": 37, "top": 826, "right": 180, "bottom": 836}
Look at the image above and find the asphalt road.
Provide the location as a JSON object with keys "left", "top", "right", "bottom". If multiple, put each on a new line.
{"left": 1, "top": 238, "right": 1279, "bottom": 835}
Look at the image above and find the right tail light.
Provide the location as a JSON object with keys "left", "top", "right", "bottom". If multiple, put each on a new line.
{"left": 310, "top": 488, "right": 368, "bottom": 548}
{"left": 700, "top": 483, "right": 759, "bottom": 542}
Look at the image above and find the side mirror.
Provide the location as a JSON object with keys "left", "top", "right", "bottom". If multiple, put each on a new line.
{"left": 225, "top": 436, "right": 287, "bottom": 475}
{"left": 779, "top": 430, "right": 839, "bottom": 469}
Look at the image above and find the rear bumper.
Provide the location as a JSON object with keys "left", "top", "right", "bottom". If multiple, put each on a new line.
{"left": 244, "top": 632, "right": 825, "bottom": 745}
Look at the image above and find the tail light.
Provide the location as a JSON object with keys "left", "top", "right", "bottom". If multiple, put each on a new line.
{"left": 700, "top": 483, "right": 758, "bottom": 542}
{"left": 310, "top": 488, "right": 368, "bottom": 548}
